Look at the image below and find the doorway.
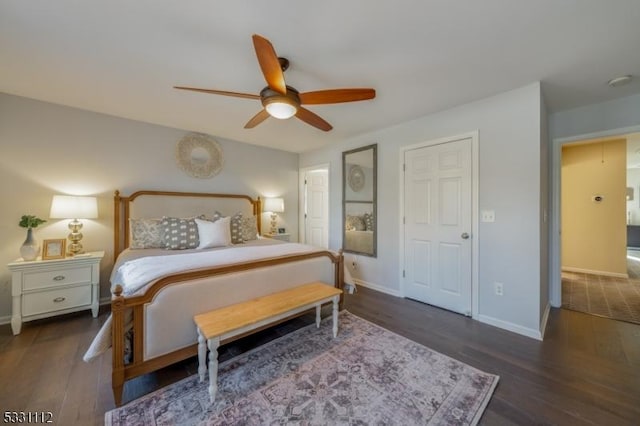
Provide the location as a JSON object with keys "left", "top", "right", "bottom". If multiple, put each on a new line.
{"left": 299, "top": 164, "right": 329, "bottom": 248}
{"left": 400, "top": 132, "right": 479, "bottom": 317}
{"left": 556, "top": 131, "right": 640, "bottom": 324}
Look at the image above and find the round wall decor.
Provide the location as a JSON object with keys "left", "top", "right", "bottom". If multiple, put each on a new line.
{"left": 175, "top": 133, "right": 223, "bottom": 179}
{"left": 348, "top": 165, "right": 365, "bottom": 192}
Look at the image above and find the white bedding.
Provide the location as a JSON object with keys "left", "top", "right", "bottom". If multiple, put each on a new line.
{"left": 84, "top": 240, "right": 334, "bottom": 362}
{"left": 112, "top": 239, "right": 318, "bottom": 295}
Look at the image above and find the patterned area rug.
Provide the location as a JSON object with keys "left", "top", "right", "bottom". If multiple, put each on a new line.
{"left": 562, "top": 270, "right": 640, "bottom": 324}
{"left": 105, "top": 311, "right": 499, "bottom": 425}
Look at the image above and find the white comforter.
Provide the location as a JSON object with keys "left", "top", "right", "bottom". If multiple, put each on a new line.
{"left": 113, "top": 241, "right": 321, "bottom": 296}
{"left": 84, "top": 241, "right": 328, "bottom": 362}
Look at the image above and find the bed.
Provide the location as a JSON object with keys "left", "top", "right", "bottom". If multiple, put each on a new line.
{"left": 89, "top": 190, "right": 343, "bottom": 406}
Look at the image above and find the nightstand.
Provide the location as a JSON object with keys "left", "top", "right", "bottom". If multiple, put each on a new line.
{"left": 263, "top": 233, "right": 291, "bottom": 242}
{"left": 8, "top": 251, "right": 104, "bottom": 335}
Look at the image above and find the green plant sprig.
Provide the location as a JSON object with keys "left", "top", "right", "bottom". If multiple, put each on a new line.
{"left": 19, "top": 215, "right": 47, "bottom": 229}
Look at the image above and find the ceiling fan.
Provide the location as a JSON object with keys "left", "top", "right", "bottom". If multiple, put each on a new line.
{"left": 174, "top": 34, "right": 376, "bottom": 132}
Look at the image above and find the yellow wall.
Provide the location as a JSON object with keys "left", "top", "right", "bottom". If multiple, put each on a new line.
{"left": 561, "top": 139, "right": 627, "bottom": 275}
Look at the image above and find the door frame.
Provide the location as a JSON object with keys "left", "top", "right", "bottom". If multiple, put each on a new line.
{"left": 550, "top": 125, "right": 640, "bottom": 307}
{"left": 299, "top": 163, "right": 330, "bottom": 246}
{"left": 399, "top": 131, "right": 479, "bottom": 318}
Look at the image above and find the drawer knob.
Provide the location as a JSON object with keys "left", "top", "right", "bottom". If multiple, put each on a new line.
{"left": 53, "top": 275, "right": 66, "bottom": 281}
{"left": 53, "top": 297, "right": 66, "bottom": 303}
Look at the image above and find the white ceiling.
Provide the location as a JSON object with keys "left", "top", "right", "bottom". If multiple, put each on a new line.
{"left": 1, "top": 1, "right": 640, "bottom": 153}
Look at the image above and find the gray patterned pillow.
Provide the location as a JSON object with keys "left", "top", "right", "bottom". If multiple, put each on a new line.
{"left": 161, "top": 216, "right": 202, "bottom": 250}
{"left": 240, "top": 216, "right": 258, "bottom": 241}
{"left": 363, "top": 213, "right": 375, "bottom": 232}
{"left": 345, "top": 215, "right": 366, "bottom": 231}
{"left": 213, "top": 211, "right": 243, "bottom": 244}
{"left": 129, "top": 218, "right": 164, "bottom": 249}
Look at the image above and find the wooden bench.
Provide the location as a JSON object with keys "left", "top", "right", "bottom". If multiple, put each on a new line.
{"left": 193, "top": 281, "right": 343, "bottom": 403}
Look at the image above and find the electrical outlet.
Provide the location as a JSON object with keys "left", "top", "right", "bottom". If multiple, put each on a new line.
{"left": 352, "top": 260, "right": 357, "bottom": 270}
{"left": 481, "top": 210, "right": 495, "bottom": 222}
{"left": 494, "top": 282, "right": 503, "bottom": 296}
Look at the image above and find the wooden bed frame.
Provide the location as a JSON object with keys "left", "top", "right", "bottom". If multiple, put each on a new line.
{"left": 110, "top": 190, "right": 344, "bottom": 405}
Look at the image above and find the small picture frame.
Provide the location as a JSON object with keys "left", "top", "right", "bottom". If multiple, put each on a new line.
{"left": 277, "top": 227, "right": 286, "bottom": 234}
{"left": 42, "top": 239, "right": 66, "bottom": 260}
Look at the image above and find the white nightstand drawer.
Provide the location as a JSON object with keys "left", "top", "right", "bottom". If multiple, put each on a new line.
{"left": 22, "top": 285, "right": 92, "bottom": 316}
{"left": 23, "top": 265, "right": 92, "bottom": 291}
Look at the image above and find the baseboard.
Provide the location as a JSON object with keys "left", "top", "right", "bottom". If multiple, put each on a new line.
{"left": 539, "top": 302, "right": 551, "bottom": 340}
{"left": 353, "top": 278, "right": 402, "bottom": 297}
{"left": 0, "top": 315, "right": 11, "bottom": 326}
{"left": 561, "top": 266, "right": 628, "bottom": 279}
{"left": 477, "top": 314, "right": 543, "bottom": 340}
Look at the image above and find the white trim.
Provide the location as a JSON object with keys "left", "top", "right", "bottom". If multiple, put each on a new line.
{"left": 298, "top": 163, "right": 330, "bottom": 246}
{"left": 561, "top": 266, "right": 628, "bottom": 279}
{"left": 354, "top": 278, "right": 402, "bottom": 297}
{"left": 550, "top": 125, "right": 640, "bottom": 307}
{"left": 100, "top": 296, "right": 112, "bottom": 305}
{"left": 398, "top": 131, "right": 480, "bottom": 319}
{"left": 539, "top": 302, "right": 551, "bottom": 340}
{"left": 477, "top": 314, "right": 543, "bottom": 340}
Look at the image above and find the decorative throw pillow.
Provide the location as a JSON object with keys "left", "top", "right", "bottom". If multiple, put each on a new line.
{"left": 129, "top": 218, "right": 164, "bottom": 249}
{"left": 213, "top": 211, "right": 243, "bottom": 244}
{"left": 363, "top": 212, "right": 375, "bottom": 232}
{"left": 161, "top": 216, "right": 202, "bottom": 250}
{"left": 195, "top": 217, "right": 231, "bottom": 249}
{"left": 345, "top": 215, "right": 366, "bottom": 231}
{"left": 239, "top": 216, "right": 258, "bottom": 241}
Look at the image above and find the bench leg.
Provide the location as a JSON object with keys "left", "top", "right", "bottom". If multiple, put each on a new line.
{"left": 207, "top": 337, "right": 220, "bottom": 404}
{"left": 316, "top": 304, "right": 321, "bottom": 328}
{"left": 197, "top": 328, "right": 207, "bottom": 383}
{"left": 332, "top": 295, "right": 339, "bottom": 338}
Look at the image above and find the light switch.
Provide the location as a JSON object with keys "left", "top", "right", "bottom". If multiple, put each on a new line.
{"left": 481, "top": 210, "right": 495, "bottom": 222}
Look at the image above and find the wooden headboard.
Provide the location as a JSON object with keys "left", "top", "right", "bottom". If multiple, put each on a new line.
{"left": 113, "top": 190, "right": 262, "bottom": 257}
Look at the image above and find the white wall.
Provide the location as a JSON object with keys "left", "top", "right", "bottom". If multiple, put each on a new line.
{"left": 301, "top": 83, "right": 546, "bottom": 337}
{"left": 627, "top": 168, "right": 640, "bottom": 225}
{"left": 0, "top": 93, "right": 299, "bottom": 321}
{"left": 540, "top": 94, "right": 550, "bottom": 327}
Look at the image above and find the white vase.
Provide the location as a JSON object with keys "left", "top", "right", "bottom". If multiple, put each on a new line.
{"left": 20, "top": 228, "right": 39, "bottom": 261}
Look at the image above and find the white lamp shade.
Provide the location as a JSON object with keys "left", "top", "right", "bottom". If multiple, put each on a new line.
{"left": 265, "top": 102, "right": 297, "bottom": 119}
{"left": 50, "top": 195, "right": 98, "bottom": 219}
{"left": 264, "top": 197, "right": 285, "bottom": 213}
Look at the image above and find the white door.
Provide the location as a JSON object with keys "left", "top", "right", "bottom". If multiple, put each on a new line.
{"left": 403, "top": 138, "right": 472, "bottom": 315}
{"left": 304, "top": 169, "right": 329, "bottom": 248}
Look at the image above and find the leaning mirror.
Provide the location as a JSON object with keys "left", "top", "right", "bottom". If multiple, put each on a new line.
{"left": 343, "top": 144, "right": 377, "bottom": 257}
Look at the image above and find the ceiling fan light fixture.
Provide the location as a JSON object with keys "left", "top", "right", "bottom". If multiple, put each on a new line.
{"left": 264, "top": 98, "right": 297, "bottom": 119}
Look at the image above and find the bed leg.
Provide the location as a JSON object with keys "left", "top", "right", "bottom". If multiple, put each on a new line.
{"left": 112, "top": 379, "right": 124, "bottom": 407}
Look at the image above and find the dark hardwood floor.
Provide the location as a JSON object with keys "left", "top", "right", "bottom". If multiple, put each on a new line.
{"left": 1, "top": 286, "right": 639, "bottom": 425}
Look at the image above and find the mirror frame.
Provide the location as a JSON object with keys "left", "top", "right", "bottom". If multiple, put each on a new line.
{"left": 342, "top": 143, "right": 377, "bottom": 257}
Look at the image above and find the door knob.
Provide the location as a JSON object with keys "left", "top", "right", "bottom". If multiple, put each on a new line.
{"left": 461, "top": 232, "right": 470, "bottom": 239}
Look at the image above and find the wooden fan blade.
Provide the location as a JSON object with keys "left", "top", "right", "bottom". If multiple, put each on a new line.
{"left": 174, "top": 86, "right": 260, "bottom": 100}
{"left": 252, "top": 34, "right": 287, "bottom": 95}
{"left": 295, "top": 107, "right": 333, "bottom": 132}
{"left": 244, "top": 109, "right": 271, "bottom": 129}
{"left": 299, "top": 88, "right": 376, "bottom": 105}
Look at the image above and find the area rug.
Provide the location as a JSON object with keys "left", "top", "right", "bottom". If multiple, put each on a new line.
{"left": 562, "top": 270, "right": 640, "bottom": 324}
{"left": 105, "top": 311, "right": 499, "bottom": 425}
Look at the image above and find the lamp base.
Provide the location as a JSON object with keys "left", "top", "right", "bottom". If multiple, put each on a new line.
{"left": 68, "top": 219, "right": 85, "bottom": 255}
{"left": 269, "top": 213, "right": 278, "bottom": 235}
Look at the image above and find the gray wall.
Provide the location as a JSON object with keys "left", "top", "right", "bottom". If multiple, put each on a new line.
{"left": 0, "top": 93, "right": 299, "bottom": 321}
{"left": 540, "top": 89, "right": 550, "bottom": 326}
{"left": 301, "top": 83, "right": 546, "bottom": 336}
{"left": 550, "top": 92, "right": 640, "bottom": 140}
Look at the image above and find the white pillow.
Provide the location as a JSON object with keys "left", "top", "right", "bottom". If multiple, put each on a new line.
{"left": 195, "top": 217, "right": 231, "bottom": 249}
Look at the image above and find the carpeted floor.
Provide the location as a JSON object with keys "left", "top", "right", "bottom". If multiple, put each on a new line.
{"left": 105, "top": 311, "right": 498, "bottom": 425}
{"left": 562, "top": 250, "right": 640, "bottom": 324}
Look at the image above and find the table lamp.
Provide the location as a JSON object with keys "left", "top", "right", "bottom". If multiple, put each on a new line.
{"left": 263, "top": 197, "right": 284, "bottom": 235}
{"left": 50, "top": 195, "right": 98, "bottom": 255}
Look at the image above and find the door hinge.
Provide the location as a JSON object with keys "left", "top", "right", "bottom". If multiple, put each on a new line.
{"left": 304, "top": 179, "right": 307, "bottom": 185}
{"left": 403, "top": 216, "right": 405, "bottom": 225}
{"left": 402, "top": 270, "right": 405, "bottom": 278}
{"left": 403, "top": 163, "right": 406, "bottom": 172}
